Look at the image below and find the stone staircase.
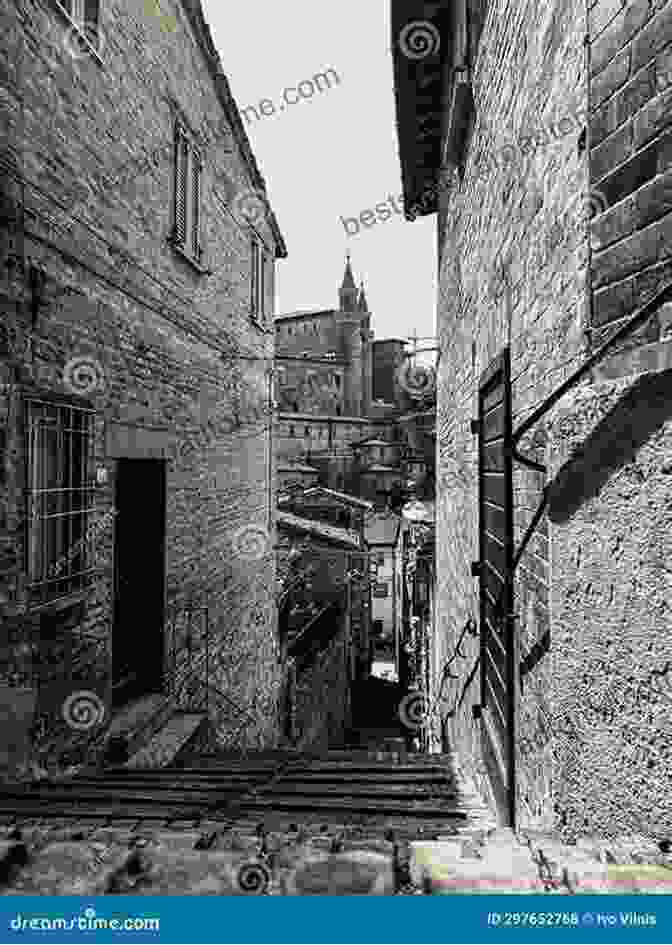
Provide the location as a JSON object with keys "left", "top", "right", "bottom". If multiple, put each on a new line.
{"left": 1, "top": 747, "right": 669, "bottom": 895}
{"left": 0, "top": 747, "right": 495, "bottom": 894}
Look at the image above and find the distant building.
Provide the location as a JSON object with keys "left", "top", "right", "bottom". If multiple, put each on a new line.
{"left": 274, "top": 259, "right": 410, "bottom": 501}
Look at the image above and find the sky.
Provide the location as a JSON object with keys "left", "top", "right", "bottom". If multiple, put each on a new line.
{"left": 202, "top": 0, "right": 437, "bottom": 344}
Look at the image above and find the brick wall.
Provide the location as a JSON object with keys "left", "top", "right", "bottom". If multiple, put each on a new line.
{"left": 434, "top": 0, "right": 672, "bottom": 837}
{"left": 0, "top": 0, "right": 284, "bottom": 772}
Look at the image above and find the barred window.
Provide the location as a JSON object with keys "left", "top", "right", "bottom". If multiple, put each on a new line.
{"left": 173, "top": 122, "right": 203, "bottom": 264}
{"left": 26, "top": 398, "right": 96, "bottom": 605}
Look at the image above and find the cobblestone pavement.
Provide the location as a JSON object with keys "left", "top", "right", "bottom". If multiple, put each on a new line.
{"left": 0, "top": 751, "right": 670, "bottom": 895}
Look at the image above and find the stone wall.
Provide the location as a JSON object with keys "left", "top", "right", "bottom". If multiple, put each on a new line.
{"left": 0, "top": 0, "right": 284, "bottom": 772}
{"left": 548, "top": 0, "right": 672, "bottom": 839}
{"left": 275, "top": 413, "right": 390, "bottom": 491}
{"left": 290, "top": 621, "right": 351, "bottom": 752}
{"left": 436, "top": 0, "right": 671, "bottom": 838}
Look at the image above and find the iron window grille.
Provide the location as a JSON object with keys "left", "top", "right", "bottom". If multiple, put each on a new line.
{"left": 25, "top": 397, "right": 97, "bottom": 605}
{"left": 173, "top": 122, "right": 203, "bottom": 264}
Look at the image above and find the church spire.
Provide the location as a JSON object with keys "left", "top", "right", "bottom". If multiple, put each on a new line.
{"left": 357, "top": 281, "right": 369, "bottom": 313}
{"left": 339, "top": 253, "right": 358, "bottom": 311}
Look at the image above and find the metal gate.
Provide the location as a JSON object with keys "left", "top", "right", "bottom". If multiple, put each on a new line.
{"left": 474, "top": 347, "right": 516, "bottom": 826}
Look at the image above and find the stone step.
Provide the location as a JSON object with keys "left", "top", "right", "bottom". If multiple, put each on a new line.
{"left": 233, "top": 795, "right": 471, "bottom": 819}
{"left": 282, "top": 768, "right": 454, "bottom": 785}
{"left": 286, "top": 763, "right": 449, "bottom": 776}
{"left": 260, "top": 783, "right": 459, "bottom": 800}
{"left": 0, "top": 785, "right": 243, "bottom": 806}
{"left": 104, "top": 695, "right": 174, "bottom": 763}
{"left": 124, "top": 713, "right": 208, "bottom": 769}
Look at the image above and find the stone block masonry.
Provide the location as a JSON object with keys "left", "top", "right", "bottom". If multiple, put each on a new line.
{"left": 0, "top": 0, "right": 287, "bottom": 775}
{"left": 433, "top": 0, "right": 672, "bottom": 838}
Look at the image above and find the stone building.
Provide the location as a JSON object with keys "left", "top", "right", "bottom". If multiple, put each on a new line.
{"left": 274, "top": 260, "right": 417, "bottom": 497}
{"left": 275, "top": 257, "right": 373, "bottom": 419}
{"left": 392, "top": 0, "right": 672, "bottom": 838}
{"left": 0, "top": 0, "right": 287, "bottom": 776}
{"left": 276, "top": 497, "right": 371, "bottom": 750}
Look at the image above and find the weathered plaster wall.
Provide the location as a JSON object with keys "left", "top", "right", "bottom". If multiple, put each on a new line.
{"left": 436, "top": 0, "right": 672, "bottom": 837}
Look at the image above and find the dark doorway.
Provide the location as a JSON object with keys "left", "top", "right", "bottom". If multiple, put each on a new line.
{"left": 112, "top": 459, "right": 166, "bottom": 708}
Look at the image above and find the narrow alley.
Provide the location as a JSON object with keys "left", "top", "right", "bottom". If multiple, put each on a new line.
{"left": 1, "top": 0, "right": 672, "bottom": 920}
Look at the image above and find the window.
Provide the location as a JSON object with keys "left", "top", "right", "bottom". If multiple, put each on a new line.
{"left": 377, "top": 553, "right": 386, "bottom": 566}
{"left": 251, "top": 237, "right": 267, "bottom": 322}
{"left": 25, "top": 398, "right": 96, "bottom": 605}
{"left": 173, "top": 121, "right": 203, "bottom": 264}
{"left": 59, "top": 0, "right": 101, "bottom": 44}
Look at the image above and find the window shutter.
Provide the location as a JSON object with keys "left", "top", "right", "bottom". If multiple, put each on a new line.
{"left": 251, "top": 239, "right": 259, "bottom": 316}
{"left": 174, "top": 128, "right": 188, "bottom": 246}
{"left": 259, "top": 251, "right": 266, "bottom": 322}
{"left": 84, "top": 0, "right": 100, "bottom": 38}
{"left": 191, "top": 150, "right": 202, "bottom": 259}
